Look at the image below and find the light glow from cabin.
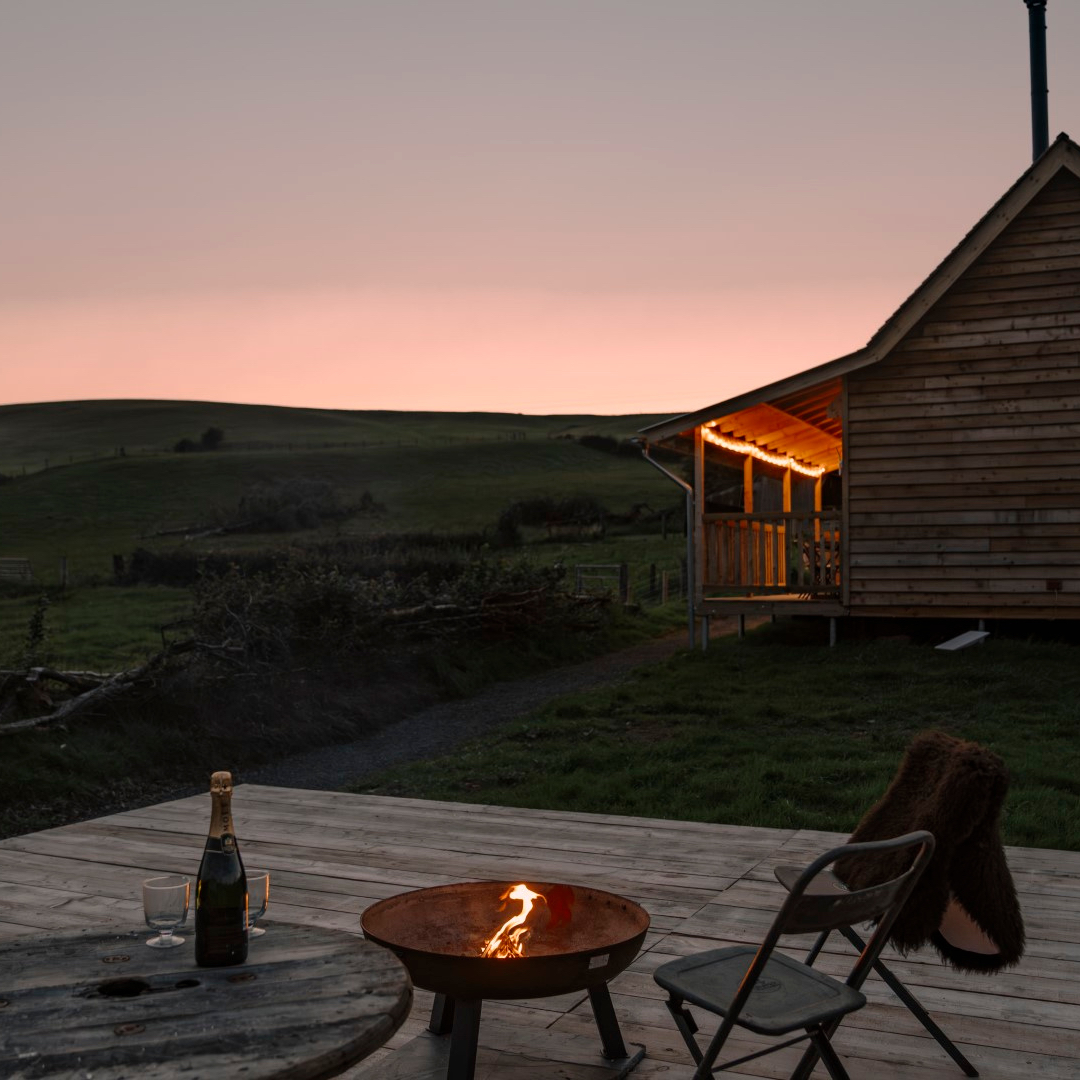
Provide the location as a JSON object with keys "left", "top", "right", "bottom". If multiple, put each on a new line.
{"left": 701, "top": 423, "right": 825, "bottom": 478}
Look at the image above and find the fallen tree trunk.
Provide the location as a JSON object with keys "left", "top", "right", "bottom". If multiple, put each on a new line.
{"left": 0, "top": 639, "right": 242, "bottom": 736}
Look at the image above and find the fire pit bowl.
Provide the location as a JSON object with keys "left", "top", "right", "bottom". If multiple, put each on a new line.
{"left": 361, "top": 880, "right": 650, "bottom": 1001}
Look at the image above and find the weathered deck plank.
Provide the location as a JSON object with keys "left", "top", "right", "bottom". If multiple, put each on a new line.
{"left": 1, "top": 785, "right": 1078, "bottom": 1079}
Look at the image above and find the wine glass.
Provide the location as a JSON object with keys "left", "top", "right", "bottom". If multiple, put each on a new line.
{"left": 247, "top": 871, "right": 270, "bottom": 938}
{"left": 142, "top": 874, "right": 190, "bottom": 948}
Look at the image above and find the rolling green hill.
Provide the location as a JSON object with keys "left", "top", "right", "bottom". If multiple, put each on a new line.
{"left": 0, "top": 399, "right": 677, "bottom": 475}
{"left": 0, "top": 400, "right": 686, "bottom": 585}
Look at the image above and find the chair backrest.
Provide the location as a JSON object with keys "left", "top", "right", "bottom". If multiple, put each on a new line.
{"left": 777, "top": 831, "right": 935, "bottom": 938}
{"left": 745, "top": 831, "right": 935, "bottom": 996}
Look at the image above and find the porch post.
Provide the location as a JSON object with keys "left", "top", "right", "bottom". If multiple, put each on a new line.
{"left": 743, "top": 454, "right": 754, "bottom": 598}
{"left": 782, "top": 466, "right": 795, "bottom": 592}
{"left": 694, "top": 425, "right": 706, "bottom": 650}
{"left": 841, "top": 376, "right": 851, "bottom": 610}
{"left": 814, "top": 475, "right": 824, "bottom": 588}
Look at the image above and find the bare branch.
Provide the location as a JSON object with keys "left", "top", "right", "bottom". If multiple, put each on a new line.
{"left": 0, "top": 638, "right": 238, "bottom": 736}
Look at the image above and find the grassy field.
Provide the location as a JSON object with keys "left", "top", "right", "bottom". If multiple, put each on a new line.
{"left": 0, "top": 399, "right": 672, "bottom": 475}
{"left": 1, "top": 400, "right": 681, "bottom": 587}
{"left": 0, "top": 587, "right": 192, "bottom": 671}
{"left": 353, "top": 621, "right": 1080, "bottom": 852}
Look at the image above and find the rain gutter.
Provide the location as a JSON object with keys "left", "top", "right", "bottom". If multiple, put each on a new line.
{"left": 634, "top": 440, "right": 696, "bottom": 650}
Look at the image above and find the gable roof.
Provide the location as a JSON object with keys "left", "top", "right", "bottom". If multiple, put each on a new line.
{"left": 641, "top": 133, "right": 1080, "bottom": 449}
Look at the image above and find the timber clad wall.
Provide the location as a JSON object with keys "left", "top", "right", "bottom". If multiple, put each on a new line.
{"left": 845, "top": 168, "right": 1080, "bottom": 618}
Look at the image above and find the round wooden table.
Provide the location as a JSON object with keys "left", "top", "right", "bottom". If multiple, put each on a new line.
{"left": 0, "top": 922, "right": 412, "bottom": 1079}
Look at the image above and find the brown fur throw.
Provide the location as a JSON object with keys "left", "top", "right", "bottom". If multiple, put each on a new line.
{"left": 835, "top": 731, "right": 1025, "bottom": 973}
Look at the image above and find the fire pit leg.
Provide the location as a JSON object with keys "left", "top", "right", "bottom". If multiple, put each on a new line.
{"left": 427, "top": 995, "right": 483, "bottom": 1080}
{"left": 588, "top": 984, "right": 629, "bottom": 1060}
{"left": 446, "top": 997, "right": 482, "bottom": 1080}
{"left": 429, "top": 993, "right": 454, "bottom": 1035}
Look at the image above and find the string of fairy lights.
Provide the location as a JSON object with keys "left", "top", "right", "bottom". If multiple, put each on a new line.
{"left": 702, "top": 423, "right": 826, "bottom": 479}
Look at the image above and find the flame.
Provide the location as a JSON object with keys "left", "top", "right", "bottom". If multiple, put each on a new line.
{"left": 480, "top": 883, "right": 545, "bottom": 958}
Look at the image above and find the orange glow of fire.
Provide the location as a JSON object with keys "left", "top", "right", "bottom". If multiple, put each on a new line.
{"left": 480, "top": 883, "right": 545, "bottom": 959}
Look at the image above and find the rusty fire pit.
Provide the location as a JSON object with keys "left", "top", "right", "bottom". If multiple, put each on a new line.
{"left": 361, "top": 880, "right": 650, "bottom": 1080}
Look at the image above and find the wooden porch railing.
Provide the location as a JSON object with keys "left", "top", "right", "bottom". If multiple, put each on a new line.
{"left": 702, "top": 512, "right": 841, "bottom": 595}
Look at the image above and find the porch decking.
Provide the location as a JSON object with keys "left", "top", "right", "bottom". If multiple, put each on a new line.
{"left": 2, "top": 786, "right": 1077, "bottom": 1078}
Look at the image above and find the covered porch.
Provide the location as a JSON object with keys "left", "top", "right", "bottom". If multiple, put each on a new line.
{"left": 642, "top": 374, "right": 847, "bottom": 622}
{"left": 2, "top": 786, "right": 1077, "bottom": 1078}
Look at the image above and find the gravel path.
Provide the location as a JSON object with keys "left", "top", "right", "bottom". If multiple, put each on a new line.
{"left": 245, "top": 628, "right": 702, "bottom": 792}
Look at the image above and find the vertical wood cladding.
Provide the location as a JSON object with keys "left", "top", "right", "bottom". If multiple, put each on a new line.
{"left": 846, "top": 168, "right": 1080, "bottom": 618}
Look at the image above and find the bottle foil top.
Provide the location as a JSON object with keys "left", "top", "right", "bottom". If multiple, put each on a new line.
{"left": 209, "top": 771, "right": 234, "bottom": 794}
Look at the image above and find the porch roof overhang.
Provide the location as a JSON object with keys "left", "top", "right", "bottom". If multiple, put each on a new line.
{"left": 639, "top": 368, "right": 848, "bottom": 474}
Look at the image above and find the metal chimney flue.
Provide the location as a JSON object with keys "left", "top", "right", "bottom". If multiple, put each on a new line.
{"left": 1024, "top": 0, "right": 1049, "bottom": 160}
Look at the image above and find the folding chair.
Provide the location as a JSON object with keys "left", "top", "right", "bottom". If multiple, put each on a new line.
{"left": 778, "top": 731, "right": 1025, "bottom": 1079}
{"left": 654, "top": 831, "right": 934, "bottom": 1080}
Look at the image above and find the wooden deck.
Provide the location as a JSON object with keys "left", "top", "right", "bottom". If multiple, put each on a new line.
{"left": 2, "top": 786, "right": 1078, "bottom": 1079}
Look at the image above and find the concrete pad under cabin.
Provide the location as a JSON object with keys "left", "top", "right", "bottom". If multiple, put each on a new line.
{"left": 1, "top": 787, "right": 1078, "bottom": 1079}
{"left": 936, "top": 630, "right": 991, "bottom": 651}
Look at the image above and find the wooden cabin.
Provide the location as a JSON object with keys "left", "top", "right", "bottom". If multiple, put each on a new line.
{"left": 640, "top": 134, "right": 1080, "bottom": 627}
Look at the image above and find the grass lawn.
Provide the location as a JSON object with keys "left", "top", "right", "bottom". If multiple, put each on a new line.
{"left": 0, "top": 587, "right": 192, "bottom": 671}
{"left": 353, "top": 621, "right": 1080, "bottom": 852}
{"left": 2, "top": 440, "right": 679, "bottom": 586}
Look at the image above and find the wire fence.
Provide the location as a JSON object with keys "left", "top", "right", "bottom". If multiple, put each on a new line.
{"left": 572, "top": 561, "right": 687, "bottom": 607}
{"left": 3, "top": 553, "right": 690, "bottom": 607}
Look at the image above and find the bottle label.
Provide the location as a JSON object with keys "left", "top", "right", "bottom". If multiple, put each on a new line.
{"left": 198, "top": 907, "right": 248, "bottom": 959}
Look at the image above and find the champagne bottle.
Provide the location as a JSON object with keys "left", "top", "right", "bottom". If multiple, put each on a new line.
{"left": 195, "top": 770, "right": 248, "bottom": 967}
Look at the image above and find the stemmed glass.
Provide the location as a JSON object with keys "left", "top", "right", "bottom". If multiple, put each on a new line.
{"left": 142, "top": 874, "right": 190, "bottom": 948}
{"left": 247, "top": 871, "right": 270, "bottom": 938}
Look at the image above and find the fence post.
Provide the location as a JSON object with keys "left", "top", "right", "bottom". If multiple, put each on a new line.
{"left": 661, "top": 570, "right": 670, "bottom": 604}
{"left": 618, "top": 564, "right": 629, "bottom": 603}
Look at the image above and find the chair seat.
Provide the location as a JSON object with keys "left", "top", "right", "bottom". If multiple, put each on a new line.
{"left": 654, "top": 946, "right": 866, "bottom": 1036}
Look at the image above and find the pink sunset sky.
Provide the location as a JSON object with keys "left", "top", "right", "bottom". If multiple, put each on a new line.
{"left": 3, "top": 0, "right": 1078, "bottom": 416}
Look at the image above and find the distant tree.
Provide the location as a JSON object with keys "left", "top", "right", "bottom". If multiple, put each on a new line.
{"left": 200, "top": 426, "right": 225, "bottom": 450}
{"left": 578, "top": 434, "right": 619, "bottom": 455}
{"left": 174, "top": 438, "right": 198, "bottom": 453}
{"left": 238, "top": 477, "right": 344, "bottom": 531}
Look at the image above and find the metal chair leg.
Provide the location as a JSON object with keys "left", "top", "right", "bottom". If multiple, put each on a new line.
{"left": 664, "top": 996, "right": 704, "bottom": 1064}
{"left": 808, "top": 1028, "right": 853, "bottom": 1080}
{"left": 693, "top": 1013, "right": 741, "bottom": 1080}
{"left": 839, "top": 926, "right": 979, "bottom": 1077}
{"left": 804, "top": 929, "right": 831, "bottom": 966}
